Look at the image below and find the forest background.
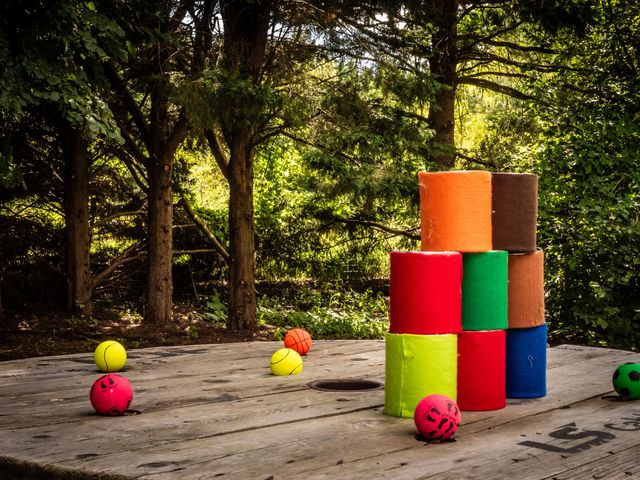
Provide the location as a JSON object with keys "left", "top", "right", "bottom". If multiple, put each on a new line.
{"left": 1, "top": 0, "right": 639, "bottom": 359}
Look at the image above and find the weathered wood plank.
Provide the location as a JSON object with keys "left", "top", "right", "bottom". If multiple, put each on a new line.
{"left": 0, "top": 343, "right": 637, "bottom": 480}
{"left": 547, "top": 443, "right": 640, "bottom": 480}
{"left": 0, "top": 342, "right": 604, "bottom": 434}
{"left": 0, "top": 385, "right": 385, "bottom": 462}
{"left": 413, "top": 399, "right": 640, "bottom": 480}
{"left": 0, "top": 340, "right": 383, "bottom": 387}
{"left": 0, "top": 340, "right": 384, "bottom": 428}
{"left": 47, "top": 396, "right": 640, "bottom": 480}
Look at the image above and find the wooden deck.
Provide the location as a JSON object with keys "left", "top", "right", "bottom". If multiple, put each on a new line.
{"left": 1, "top": 341, "right": 639, "bottom": 479}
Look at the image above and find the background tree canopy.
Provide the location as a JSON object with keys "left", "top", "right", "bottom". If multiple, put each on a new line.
{"left": 1, "top": 0, "right": 638, "bottom": 351}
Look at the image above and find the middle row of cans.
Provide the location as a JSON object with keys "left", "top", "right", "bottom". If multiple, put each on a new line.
{"left": 390, "top": 250, "right": 544, "bottom": 334}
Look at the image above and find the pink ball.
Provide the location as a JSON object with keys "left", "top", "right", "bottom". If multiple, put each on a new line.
{"left": 414, "top": 394, "right": 461, "bottom": 441}
{"left": 90, "top": 373, "right": 133, "bottom": 416}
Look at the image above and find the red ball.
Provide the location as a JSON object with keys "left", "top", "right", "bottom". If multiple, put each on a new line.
{"left": 284, "top": 328, "right": 312, "bottom": 355}
{"left": 414, "top": 394, "right": 461, "bottom": 441}
{"left": 90, "top": 373, "right": 133, "bottom": 416}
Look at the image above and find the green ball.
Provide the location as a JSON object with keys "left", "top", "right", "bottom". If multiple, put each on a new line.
{"left": 612, "top": 362, "right": 640, "bottom": 400}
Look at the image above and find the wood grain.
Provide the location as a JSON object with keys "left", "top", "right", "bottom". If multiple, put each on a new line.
{"left": 1, "top": 342, "right": 638, "bottom": 479}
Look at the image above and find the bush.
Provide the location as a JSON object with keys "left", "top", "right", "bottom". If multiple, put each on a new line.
{"left": 256, "top": 284, "right": 389, "bottom": 340}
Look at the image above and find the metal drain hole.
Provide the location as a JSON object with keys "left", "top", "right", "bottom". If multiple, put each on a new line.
{"left": 308, "top": 379, "right": 382, "bottom": 392}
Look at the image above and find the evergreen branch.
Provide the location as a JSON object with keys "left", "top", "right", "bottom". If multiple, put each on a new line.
{"left": 458, "top": 52, "right": 561, "bottom": 72}
{"left": 316, "top": 43, "right": 415, "bottom": 73}
{"left": 458, "top": 77, "right": 533, "bottom": 100}
{"left": 116, "top": 149, "right": 148, "bottom": 193}
{"left": 112, "top": 135, "right": 148, "bottom": 193}
{"left": 459, "top": 21, "right": 524, "bottom": 53}
{"left": 103, "top": 62, "right": 153, "bottom": 150}
{"left": 460, "top": 70, "right": 531, "bottom": 80}
{"left": 383, "top": 106, "right": 432, "bottom": 126}
{"left": 457, "top": 60, "right": 493, "bottom": 75}
{"left": 481, "top": 39, "right": 557, "bottom": 54}
{"left": 178, "top": 195, "right": 230, "bottom": 263}
{"left": 336, "top": 15, "right": 406, "bottom": 52}
{"left": 118, "top": 127, "right": 148, "bottom": 167}
{"left": 459, "top": 1, "right": 512, "bottom": 20}
{"left": 327, "top": 217, "right": 421, "bottom": 240}
{"left": 92, "top": 240, "right": 146, "bottom": 288}
{"left": 456, "top": 151, "right": 498, "bottom": 169}
{"left": 280, "top": 130, "right": 357, "bottom": 163}
{"left": 92, "top": 210, "right": 144, "bottom": 229}
{"left": 204, "top": 128, "right": 230, "bottom": 182}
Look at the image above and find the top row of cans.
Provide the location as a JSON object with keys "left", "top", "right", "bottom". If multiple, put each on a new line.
{"left": 419, "top": 170, "right": 538, "bottom": 253}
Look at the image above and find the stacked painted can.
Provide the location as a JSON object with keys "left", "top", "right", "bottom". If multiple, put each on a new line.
{"left": 383, "top": 170, "right": 546, "bottom": 418}
{"left": 493, "top": 173, "right": 547, "bottom": 399}
{"left": 418, "top": 170, "right": 507, "bottom": 411}
{"left": 384, "top": 251, "right": 461, "bottom": 417}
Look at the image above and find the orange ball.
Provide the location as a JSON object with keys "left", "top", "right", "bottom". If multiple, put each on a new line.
{"left": 284, "top": 328, "right": 312, "bottom": 356}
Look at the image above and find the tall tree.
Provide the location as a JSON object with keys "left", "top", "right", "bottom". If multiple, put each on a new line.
{"left": 101, "top": 0, "right": 215, "bottom": 323}
{"left": 329, "top": 1, "right": 592, "bottom": 167}
{"left": 188, "top": 0, "right": 326, "bottom": 329}
{"left": 196, "top": 1, "right": 438, "bottom": 321}
{"left": 0, "top": 0, "right": 124, "bottom": 317}
{"left": 62, "top": 125, "right": 92, "bottom": 316}
{"left": 428, "top": 0, "right": 460, "bottom": 167}
{"left": 217, "top": 0, "right": 272, "bottom": 330}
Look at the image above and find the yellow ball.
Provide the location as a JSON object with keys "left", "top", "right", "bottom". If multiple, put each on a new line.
{"left": 94, "top": 340, "right": 127, "bottom": 372}
{"left": 270, "top": 348, "right": 303, "bottom": 376}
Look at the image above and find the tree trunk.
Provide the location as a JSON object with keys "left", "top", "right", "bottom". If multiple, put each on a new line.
{"left": 428, "top": 0, "right": 459, "bottom": 168}
{"left": 0, "top": 270, "right": 4, "bottom": 322}
{"left": 102, "top": 7, "right": 190, "bottom": 326}
{"left": 63, "top": 125, "right": 92, "bottom": 317}
{"left": 227, "top": 131, "right": 256, "bottom": 330}
{"left": 220, "top": 0, "right": 272, "bottom": 331}
{"left": 145, "top": 149, "right": 174, "bottom": 324}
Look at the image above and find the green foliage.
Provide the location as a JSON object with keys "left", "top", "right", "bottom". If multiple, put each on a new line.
{"left": 178, "top": 29, "right": 318, "bottom": 134}
{"left": 0, "top": 0, "right": 127, "bottom": 203}
{"left": 456, "top": 90, "right": 541, "bottom": 170}
{"left": 257, "top": 285, "right": 389, "bottom": 340}
{"left": 455, "top": 0, "right": 640, "bottom": 352}
{"left": 514, "top": 0, "right": 594, "bottom": 35}
{"left": 535, "top": 114, "right": 640, "bottom": 350}
{"left": 65, "top": 315, "right": 99, "bottom": 327}
{"left": 201, "top": 283, "right": 389, "bottom": 340}
{"left": 3, "top": 0, "right": 639, "bottom": 353}
{"left": 180, "top": 71, "right": 279, "bottom": 130}
{"left": 0, "top": 0, "right": 125, "bottom": 139}
{"left": 0, "top": 131, "right": 22, "bottom": 188}
{"left": 232, "top": 58, "right": 430, "bottom": 282}
{"left": 203, "top": 291, "right": 228, "bottom": 325}
{"left": 523, "top": 0, "right": 640, "bottom": 350}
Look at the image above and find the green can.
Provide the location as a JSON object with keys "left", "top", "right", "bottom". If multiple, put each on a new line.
{"left": 462, "top": 250, "right": 508, "bottom": 330}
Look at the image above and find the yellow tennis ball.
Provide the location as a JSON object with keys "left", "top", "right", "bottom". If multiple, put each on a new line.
{"left": 94, "top": 340, "right": 127, "bottom": 372}
{"left": 270, "top": 348, "right": 303, "bottom": 376}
